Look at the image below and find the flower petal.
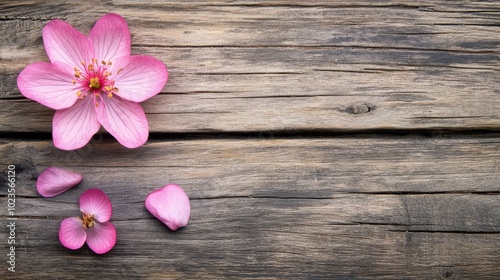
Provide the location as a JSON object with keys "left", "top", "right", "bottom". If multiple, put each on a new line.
{"left": 59, "top": 217, "right": 87, "bottom": 250}
{"left": 95, "top": 95, "right": 149, "bottom": 148}
{"left": 86, "top": 222, "right": 116, "bottom": 254}
{"left": 79, "top": 189, "right": 113, "bottom": 223}
{"left": 36, "top": 167, "right": 83, "bottom": 197}
{"left": 88, "top": 13, "right": 131, "bottom": 63}
{"left": 145, "top": 184, "right": 190, "bottom": 231}
{"left": 52, "top": 96, "right": 101, "bottom": 150}
{"left": 42, "top": 19, "right": 93, "bottom": 69}
{"left": 17, "top": 62, "right": 78, "bottom": 110}
{"left": 112, "top": 55, "right": 168, "bottom": 103}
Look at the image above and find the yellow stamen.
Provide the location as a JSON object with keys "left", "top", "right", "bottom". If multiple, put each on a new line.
{"left": 108, "top": 93, "right": 113, "bottom": 98}
{"left": 88, "top": 64, "right": 94, "bottom": 72}
{"left": 107, "top": 61, "right": 112, "bottom": 66}
{"left": 81, "top": 213, "right": 95, "bottom": 229}
{"left": 117, "top": 68, "right": 123, "bottom": 74}
{"left": 89, "top": 77, "right": 100, "bottom": 89}
{"left": 76, "top": 91, "right": 82, "bottom": 97}
{"left": 102, "top": 60, "right": 106, "bottom": 65}
{"left": 74, "top": 71, "right": 81, "bottom": 78}
{"left": 81, "top": 61, "right": 86, "bottom": 66}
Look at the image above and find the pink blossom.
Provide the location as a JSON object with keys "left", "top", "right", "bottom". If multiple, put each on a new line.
{"left": 36, "top": 167, "right": 83, "bottom": 197}
{"left": 17, "top": 14, "right": 168, "bottom": 150}
{"left": 59, "top": 189, "right": 116, "bottom": 254}
{"left": 145, "top": 184, "right": 190, "bottom": 231}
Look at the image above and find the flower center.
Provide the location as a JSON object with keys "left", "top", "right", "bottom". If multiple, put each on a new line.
{"left": 81, "top": 213, "right": 95, "bottom": 229}
{"left": 71, "top": 58, "right": 122, "bottom": 107}
{"left": 89, "top": 77, "right": 101, "bottom": 89}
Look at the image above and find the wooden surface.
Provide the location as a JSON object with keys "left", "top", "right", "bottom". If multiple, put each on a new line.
{"left": 1, "top": 0, "right": 500, "bottom": 279}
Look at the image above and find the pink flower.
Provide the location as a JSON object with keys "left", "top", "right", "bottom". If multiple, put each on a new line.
{"left": 36, "top": 167, "right": 83, "bottom": 197}
{"left": 17, "top": 14, "right": 168, "bottom": 150}
{"left": 59, "top": 189, "right": 116, "bottom": 254}
{"left": 145, "top": 184, "right": 190, "bottom": 231}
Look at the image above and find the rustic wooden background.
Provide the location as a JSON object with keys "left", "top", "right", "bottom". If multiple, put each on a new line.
{"left": 1, "top": 0, "right": 500, "bottom": 279}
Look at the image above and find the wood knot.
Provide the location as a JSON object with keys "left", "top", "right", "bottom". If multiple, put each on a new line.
{"left": 440, "top": 267, "right": 454, "bottom": 279}
{"left": 344, "top": 103, "right": 374, "bottom": 114}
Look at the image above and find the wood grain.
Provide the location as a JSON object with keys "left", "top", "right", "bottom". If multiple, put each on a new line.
{"left": 1, "top": 137, "right": 500, "bottom": 278}
{"left": 1, "top": 0, "right": 499, "bottom": 133}
{"left": 1, "top": 0, "right": 500, "bottom": 279}
{"left": 2, "top": 136, "right": 500, "bottom": 197}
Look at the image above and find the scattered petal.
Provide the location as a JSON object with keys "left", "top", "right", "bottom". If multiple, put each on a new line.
{"left": 145, "top": 184, "right": 190, "bottom": 231}
{"left": 86, "top": 222, "right": 117, "bottom": 254}
{"left": 52, "top": 96, "right": 101, "bottom": 150}
{"left": 113, "top": 55, "right": 168, "bottom": 103}
{"left": 36, "top": 167, "right": 83, "bottom": 197}
{"left": 79, "top": 189, "right": 113, "bottom": 223}
{"left": 96, "top": 95, "right": 149, "bottom": 148}
{"left": 59, "top": 217, "right": 87, "bottom": 250}
{"left": 89, "top": 13, "right": 131, "bottom": 63}
{"left": 17, "top": 62, "right": 79, "bottom": 110}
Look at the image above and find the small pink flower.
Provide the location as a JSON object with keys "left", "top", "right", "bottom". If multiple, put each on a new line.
{"left": 59, "top": 189, "right": 116, "bottom": 254}
{"left": 17, "top": 13, "right": 168, "bottom": 150}
{"left": 145, "top": 184, "right": 190, "bottom": 231}
{"left": 36, "top": 167, "right": 83, "bottom": 197}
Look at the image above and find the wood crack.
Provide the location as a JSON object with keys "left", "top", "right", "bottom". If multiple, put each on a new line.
{"left": 2, "top": 129, "right": 500, "bottom": 142}
{"left": 0, "top": 15, "right": 56, "bottom": 21}
{"left": 133, "top": 44, "right": 500, "bottom": 54}
{"left": 388, "top": 229, "right": 500, "bottom": 234}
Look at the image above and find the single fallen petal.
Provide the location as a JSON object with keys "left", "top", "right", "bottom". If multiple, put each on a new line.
{"left": 79, "top": 189, "right": 113, "bottom": 223}
{"left": 36, "top": 167, "right": 83, "bottom": 197}
{"left": 85, "top": 221, "right": 116, "bottom": 254}
{"left": 145, "top": 184, "right": 190, "bottom": 231}
{"left": 59, "top": 217, "right": 87, "bottom": 250}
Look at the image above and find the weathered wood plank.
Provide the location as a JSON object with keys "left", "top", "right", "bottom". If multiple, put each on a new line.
{"left": 1, "top": 1, "right": 499, "bottom": 133}
{"left": 1, "top": 1, "right": 500, "bottom": 278}
{"left": 2, "top": 1, "right": 499, "bottom": 50}
{"left": 2, "top": 48, "right": 499, "bottom": 133}
{"left": 3, "top": 200, "right": 500, "bottom": 279}
{"left": 1, "top": 137, "right": 500, "bottom": 278}
{"left": 2, "top": 136, "right": 500, "bottom": 196}
{"left": 4, "top": 218, "right": 500, "bottom": 279}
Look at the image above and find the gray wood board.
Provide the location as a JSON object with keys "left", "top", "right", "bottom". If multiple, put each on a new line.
{"left": 1, "top": 136, "right": 500, "bottom": 278}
